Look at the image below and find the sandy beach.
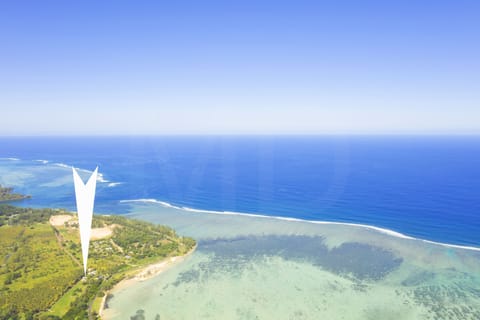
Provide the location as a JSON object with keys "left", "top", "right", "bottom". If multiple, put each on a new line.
{"left": 99, "top": 245, "right": 196, "bottom": 318}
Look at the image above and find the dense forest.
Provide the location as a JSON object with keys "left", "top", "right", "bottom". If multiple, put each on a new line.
{"left": 0, "top": 202, "right": 195, "bottom": 320}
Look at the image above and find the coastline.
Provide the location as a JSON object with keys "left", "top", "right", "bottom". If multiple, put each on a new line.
{"left": 0, "top": 186, "right": 31, "bottom": 203}
{"left": 0, "top": 195, "right": 31, "bottom": 203}
{"left": 121, "top": 198, "right": 480, "bottom": 252}
{"left": 2, "top": 156, "right": 479, "bottom": 251}
{"left": 98, "top": 245, "right": 197, "bottom": 319}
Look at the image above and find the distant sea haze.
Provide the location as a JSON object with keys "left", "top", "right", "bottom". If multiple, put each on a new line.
{"left": 0, "top": 135, "right": 479, "bottom": 247}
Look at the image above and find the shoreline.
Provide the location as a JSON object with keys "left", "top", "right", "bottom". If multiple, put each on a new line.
{"left": 98, "top": 245, "right": 197, "bottom": 319}
{"left": 2, "top": 157, "right": 479, "bottom": 251}
{"left": 121, "top": 198, "right": 480, "bottom": 252}
{"left": 0, "top": 195, "right": 31, "bottom": 203}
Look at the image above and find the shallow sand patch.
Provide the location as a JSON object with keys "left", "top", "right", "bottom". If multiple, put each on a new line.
{"left": 50, "top": 215, "right": 117, "bottom": 240}
{"left": 91, "top": 225, "right": 117, "bottom": 240}
{"left": 49, "top": 214, "right": 73, "bottom": 226}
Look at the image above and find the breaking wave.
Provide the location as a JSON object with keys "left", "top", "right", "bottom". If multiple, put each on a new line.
{"left": 119, "top": 198, "right": 480, "bottom": 252}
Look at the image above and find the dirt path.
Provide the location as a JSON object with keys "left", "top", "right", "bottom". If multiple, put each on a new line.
{"left": 110, "top": 238, "right": 124, "bottom": 253}
{"left": 51, "top": 226, "right": 82, "bottom": 268}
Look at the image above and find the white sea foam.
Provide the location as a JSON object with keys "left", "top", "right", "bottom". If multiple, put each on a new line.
{"left": 34, "top": 159, "right": 49, "bottom": 164}
{"left": 0, "top": 157, "right": 20, "bottom": 161}
{"left": 48, "top": 161, "right": 113, "bottom": 184}
{"left": 120, "top": 198, "right": 480, "bottom": 252}
{"left": 107, "top": 182, "right": 123, "bottom": 187}
{"left": 120, "top": 199, "right": 174, "bottom": 208}
{"left": 97, "top": 173, "right": 109, "bottom": 183}
{"left": 54, "top": 162, "right": 70, "bottom": 169}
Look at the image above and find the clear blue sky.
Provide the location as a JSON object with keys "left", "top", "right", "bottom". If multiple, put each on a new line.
{"left": 0, "top": 1, "right": 479, "bottom": 135}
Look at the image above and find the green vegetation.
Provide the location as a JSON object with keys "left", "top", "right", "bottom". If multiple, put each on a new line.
{"left": 0, "top": 204, "right": 196, "bottom": 320}
{"left": 0, "top": 186, "right": 30, "bottom": 203}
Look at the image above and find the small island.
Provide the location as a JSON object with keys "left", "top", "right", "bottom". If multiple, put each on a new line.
{"left": 0, "top": 185, "right": 31, "bottom": 203}
{"left": 0, "top": 190, "right": 196, "bottom": 319}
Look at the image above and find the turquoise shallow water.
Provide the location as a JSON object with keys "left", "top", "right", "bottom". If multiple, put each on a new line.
{"left": 1, "top": 150, "right": 480, "bottom": 319}
{"left": 103, "top": 203, "right": 480, "bottom": 320}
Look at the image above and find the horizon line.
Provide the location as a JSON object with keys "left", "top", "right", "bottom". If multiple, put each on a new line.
{"left": 1, "top": 132, "right": 480, "bottom": 138}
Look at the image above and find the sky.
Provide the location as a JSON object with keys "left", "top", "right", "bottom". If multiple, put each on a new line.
{"left": 0, "top": 1, "right": 479, "bottom": 135}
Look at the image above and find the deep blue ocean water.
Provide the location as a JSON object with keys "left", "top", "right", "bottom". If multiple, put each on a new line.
{"left": 0, "top": 136, "right": 479, "bottom": 247}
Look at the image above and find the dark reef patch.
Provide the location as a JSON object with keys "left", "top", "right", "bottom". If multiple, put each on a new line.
{"left": 175, "top": 235, "right": 403, "bottom": 284}
{"left": 401, "top": 271, "right": 436, "bottom": 287}
{"left": 411, "top": 282, "right": 480, "bottom": 319}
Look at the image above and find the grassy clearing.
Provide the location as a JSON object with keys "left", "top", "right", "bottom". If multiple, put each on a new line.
{"left": 44, "top": 281, "right": 86, "bottom": 318}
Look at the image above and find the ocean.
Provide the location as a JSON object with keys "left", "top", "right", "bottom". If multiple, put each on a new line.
{"left": 1, "top": 136, "right": 480, "bottom": 319}
{"left": 0, "top": 135, "right": 479, "bottom": 247}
